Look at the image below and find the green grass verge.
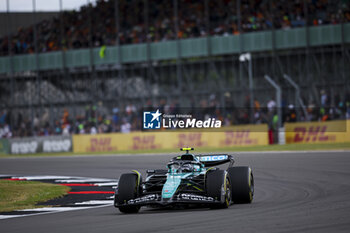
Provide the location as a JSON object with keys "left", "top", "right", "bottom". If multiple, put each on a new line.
{"left": 0, "top": 180, "right": 70, "bottom": 213}
{"left": 0, "top": 142, "right": 350, "bottom": 158}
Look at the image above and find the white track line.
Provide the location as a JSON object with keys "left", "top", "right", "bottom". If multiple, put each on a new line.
{"left": 55, "top": 178, "right": 116, "bottom": 183}
{"left": 0, "top": 204, "right": 113, "bottom": 220}
{"left": 21, "top": 207, "right": 93, "bottom": 212}
{"left": 9, "top": 176, "right": 117, "bottom": 183}
{"left": 13, "top": 176, "right": 73, "bottom": 180}
{"left": 0, "top": 215, "right": 27, "bottom": 220}
{"left": 94, "top": 182, "right": 118, "bottom": 186}
{"left": 74, "top": 200, "right": 114, "bottom": 205}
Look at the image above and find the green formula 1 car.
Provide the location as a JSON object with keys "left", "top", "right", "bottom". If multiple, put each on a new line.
{"left": 114, "top": 148, "right": 254, "bottom": 213}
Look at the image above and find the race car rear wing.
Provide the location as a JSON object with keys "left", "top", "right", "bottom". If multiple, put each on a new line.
{"left": 196, "top": 154, "right": 235, "bottom": 167}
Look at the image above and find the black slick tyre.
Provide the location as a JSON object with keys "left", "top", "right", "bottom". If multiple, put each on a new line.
{"left": 206, "top": 170, "right": 231, "bottom": 209}
{"left": 115, "top": 173, "right": 141, "bottom": 213}
{"left": 228, "top": 166, "right": 254, "bottom": 204}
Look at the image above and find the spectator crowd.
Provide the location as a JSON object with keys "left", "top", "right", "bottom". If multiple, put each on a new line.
{"left": 0, "top": 0, "right": 349, "bottom": 139}
{"left": 1, "top": 91, "right": 350, "bottom": 139}
{"left": 0, "top": 0, "right": 349, "bottom": 56}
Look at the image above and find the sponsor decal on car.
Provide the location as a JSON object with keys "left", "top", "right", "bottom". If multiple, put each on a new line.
{"left": 127, "top": 194, "right": 158, "bottom": 204}
{"left": 199, "top": 155, "right": 228, "bottom": 162}
{"left": 180, "top": 194, "right": 214, "bottom": 202}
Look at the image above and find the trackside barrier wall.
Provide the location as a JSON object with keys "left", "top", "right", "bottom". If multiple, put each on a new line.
{"left": 72, "top": 124, "right": 268, "bottom": 153}
{"left": 8, "top": 135, "right": 72, "bottom": 154}
{"left": 285, "top": 120, "right": 350, "bottom": 144}
{"left": 0, "top": 139, "right": 10, "bottom": 154}
{"left": 2, "top": 120, "right": 348, "bottom": 154}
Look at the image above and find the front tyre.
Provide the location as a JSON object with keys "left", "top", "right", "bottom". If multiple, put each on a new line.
{"left": 115, "top": 173, "right": 141, "bottom": 213}
{"left": 206, "top": 170, "right": 231, "bottom": 208}
{"left": 228, "top": 166, "right": 254, "bottom": 204}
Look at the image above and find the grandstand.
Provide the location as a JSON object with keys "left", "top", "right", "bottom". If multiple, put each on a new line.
{"left": 0, "top": 0, "right": 349, "bottom": 138}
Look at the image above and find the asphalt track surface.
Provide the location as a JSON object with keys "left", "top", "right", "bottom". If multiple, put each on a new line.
{"left": 1, "top": 151, "right": 350, "bottom": 233}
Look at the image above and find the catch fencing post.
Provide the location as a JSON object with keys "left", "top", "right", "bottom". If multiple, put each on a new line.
{"left": 240, "top": 53, "right": 254, "bottom": 123}
{"left": 283, "top": 74, "right": 308, "bottom": 121}
{"left": 264, "top": 75, "right": 282, "bottom": 144}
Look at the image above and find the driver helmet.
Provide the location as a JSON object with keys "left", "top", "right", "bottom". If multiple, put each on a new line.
{"left": 181, "top": 163, "right": 194, "bottom": 173}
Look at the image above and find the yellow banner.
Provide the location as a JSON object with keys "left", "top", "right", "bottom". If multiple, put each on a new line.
{"left": 285, "top": 120, "right": 350, "bottom": 144}
{"left": 72, "top": 124, "right": 268, "bottom": 153}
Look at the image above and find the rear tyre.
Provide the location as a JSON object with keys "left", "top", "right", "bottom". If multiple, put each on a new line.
{"left": 228, "top": 166, "right": 254, "bottom": 204}
{"left": 115, "top": 173, "right": 141, "bottom": 213}
{"left": 206, "top": 170, "right": 231, "bottom": 209}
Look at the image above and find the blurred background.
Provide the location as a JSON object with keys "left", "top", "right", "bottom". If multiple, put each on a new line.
{"left": 0, "top": 0, "right": 349, "bottom": 140}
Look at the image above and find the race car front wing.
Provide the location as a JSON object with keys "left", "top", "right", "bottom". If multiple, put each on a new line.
{"left": 114, "top": 193, "right": 220, "bottom": 207}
